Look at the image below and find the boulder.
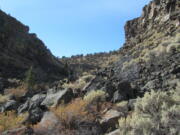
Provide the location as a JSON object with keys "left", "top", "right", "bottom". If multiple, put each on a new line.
{"left": 29, "top": 94, "right": 46, "bottom": 109}
{"left": 1, "top": 100, "right": 18, "bottom": 112}
{"left": 41, "top": 88, "right": 73, "bottom": 107}
{"left": 113, "top": 91, "right": 124, "bottom": 103}
{"left": 22, "top": 107, "right": 44, "bottom": 125}
{"left": 33, "top": 112, "right": 61, "bottom": 135}
{"left": 18, "top": 98, "right": 30, "bottom": 114}
{"left": 105, "top": 129, "right": 120, "bottom": 135}
{"left": 37, "top": 111, "right": 59, "bottom": 130}
{"left": 83, "top": 76, "right": 106, "bottom": 92}
{"left": 128, "top": 99, "right": 137, "bottom": 111}
{"left": 116, "top": 101, "right": 129, "bottom": 114}
{"left": 142, "top": 79, "right": 159, "bottom": 91}
{"left": 19, "top": 90, "right": 40, "bottom": 103}
{"left": 76, "top": 121, "right": 103, "bottom": 135}
{"left": 18, "top": 94, "right": 47, "bottom": 124}
{"left": 100, "top": 109, "right": 122, "bottom": 132}
{"left": 18, "top": 94, "right": 46, "bottom": 114}
{"left": 112, "top": 81, "right": 135, "bottom": 103}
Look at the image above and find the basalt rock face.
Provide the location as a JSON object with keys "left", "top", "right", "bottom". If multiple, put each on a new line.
{"left": 0, "top": 10, "right": 67, "bottom": 81}
{"left": 84, "top": 0, "right": 180, "bottom": 101}
{"left": 124, "top": 0, "right": 180, "bottom": 46}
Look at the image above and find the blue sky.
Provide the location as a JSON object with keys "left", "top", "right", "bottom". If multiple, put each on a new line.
{"left": 1, "top": 0, "right": 151, "bottom": 57}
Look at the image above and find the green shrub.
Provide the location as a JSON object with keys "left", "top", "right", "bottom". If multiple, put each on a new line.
{"left": 25, "top": 66, "right": 35, "bottom": 90}
{"left": 119, "top": 90, "right": 180, "bottom": 135}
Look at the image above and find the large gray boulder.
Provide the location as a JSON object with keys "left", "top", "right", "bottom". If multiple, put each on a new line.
{"left": 41, "top": 88, "right": 73, "bottom": 107}
{"left": 33, "top": 111, "right": 60, "bottom": 135}
{"left": 18, "top": 94, "right": 47, "bottom": 125}
{"left": 18, "top": 94, "right": 46, "bottom": 114}
{"left": 30, "top": 94, "right": 46, "bottom": 109}
{"left": 0, "top": 100, "right": 18, "bottom": 112}
{"left": 112, "top": 81, "right": 135, "bottom": 103}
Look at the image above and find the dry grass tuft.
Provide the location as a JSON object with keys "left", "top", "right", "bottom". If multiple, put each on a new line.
{"left": 4, "top": 83, "right": 28, "bottom": 99}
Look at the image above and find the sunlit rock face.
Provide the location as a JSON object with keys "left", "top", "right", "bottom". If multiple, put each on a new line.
{"left": 124, "top": 0, "right": 180, "bottom": 46}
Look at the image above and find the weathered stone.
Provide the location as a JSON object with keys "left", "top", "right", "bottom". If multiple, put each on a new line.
{"left": 112, "top": 81, "right": 135, "bottom": 103}
{"left": 105, "top": 129, "right": 120, "bottom": 135}
{"left": 128, "top": 99, "right": 137, "bottom": 110}
{"left": 22, "top": 107, "right": 44, "bottom": 125}
{"left": 33, "top": 112, "right": 61, "bottom": 135}
{"left": 100, "top": 109, "right": 122, "bottom": 132}
{"left": 38, "top": 112, "right": 59, "bottom": 130}
{"left": 18, "top": 94, "right": 46, "bottom": 114}
{"left": 142, "top": 79, "right": 159, "bottom": 91}
{"left": 76, "top": 121, "right": 103, "bottom": 135}
{"left": 1, "top": 100, "right": 18, "bottom": 112}
{"left": 29, "top": 94, "right": 46, "bottom": 109}
{"left": 41, "top": 88, "right": 73, "bottom": 107}
{"left": 18, "top": 99, "right": 30, "bottom": 114}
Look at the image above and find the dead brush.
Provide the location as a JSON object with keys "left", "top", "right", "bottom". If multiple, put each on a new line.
{"left": 51, "top": 98, "right": 95, "bottom": 129}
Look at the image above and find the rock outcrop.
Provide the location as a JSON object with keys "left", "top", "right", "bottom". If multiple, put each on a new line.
{"left": 125, "top": 0, "right": 180, "bottom": 46}
{"left": 41, "top": 88, "right": 73, "bottom": 107}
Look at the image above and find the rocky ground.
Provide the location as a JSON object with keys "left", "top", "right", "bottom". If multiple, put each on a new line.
{"left": 0, "top": 0, "right": 179, "bottom": 135}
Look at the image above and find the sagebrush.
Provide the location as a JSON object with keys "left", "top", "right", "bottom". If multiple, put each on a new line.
{"left": 119, "top": 90, "right": 180, "bottom": 135}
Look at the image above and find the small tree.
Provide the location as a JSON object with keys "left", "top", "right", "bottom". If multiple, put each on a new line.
{"left": 25, "top": 66, "right": 35, "bottom": 90}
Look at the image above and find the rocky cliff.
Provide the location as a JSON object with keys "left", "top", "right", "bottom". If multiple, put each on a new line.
{"left": 84, "top": 0, "right": 180, "bottom": 102}
{"left": 0, "top": 10, "right": 67, "bottom": 81}
{"left": 125, "top": 0, "right": 180, "bottom": 46}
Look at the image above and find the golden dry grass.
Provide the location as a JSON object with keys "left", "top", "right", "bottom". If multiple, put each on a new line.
{"left": 4, "top": 83, "right": 28, "bottom": 99}
{"left": 51, "top": 98, "right": 94, "bottom": 129}
{"left": 51, "top": 90, "right": 109, "bottom": 129}
{"left": 0, "top": 111, "right": 27, "bottom": 132}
